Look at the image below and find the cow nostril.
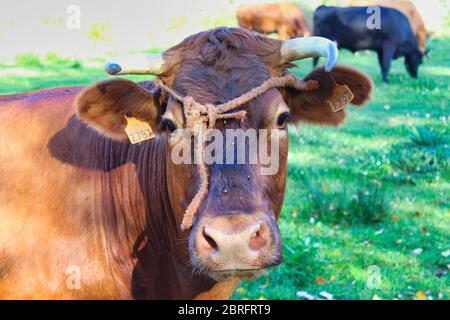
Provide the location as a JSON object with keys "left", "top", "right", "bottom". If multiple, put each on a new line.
{"left": 249, "top": 223, "right": 268, "bottom": 251}
{"left": 201, "top": 227, "right": 218, "bottom": 251}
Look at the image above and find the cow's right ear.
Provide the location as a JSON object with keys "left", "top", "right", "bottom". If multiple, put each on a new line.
{"left": 75, "top": 78, "right": 162, "bottom": 140}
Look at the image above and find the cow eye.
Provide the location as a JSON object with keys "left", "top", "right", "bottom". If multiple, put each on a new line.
{"left": 277, "top": 112, "right": 292, "bottom": 128}
{"left": 159, "top": 118, "right": 177, "bottom": 133}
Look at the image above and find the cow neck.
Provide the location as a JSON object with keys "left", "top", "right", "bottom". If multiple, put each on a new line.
{"left": 95, "top": 135, "right": 194, "bottom": 298}
{"left": 93, "top": 137, "right": 171, "bottom": 249}
{"left": 133, "top": 136, "right": 179, "bottom": 251}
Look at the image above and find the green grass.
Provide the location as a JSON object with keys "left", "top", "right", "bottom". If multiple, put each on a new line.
{"left": 0, "top": 37, "right": 448, "bottom": 300}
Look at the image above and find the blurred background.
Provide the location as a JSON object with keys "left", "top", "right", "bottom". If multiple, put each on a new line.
{"left": 0, "top": 0, "right": 448, "bottom": 300}
{"left": 0, "top": 0, "right": 448, "bottom": 61}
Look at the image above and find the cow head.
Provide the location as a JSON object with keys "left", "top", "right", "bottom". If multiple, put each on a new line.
{"left": 405, "top": 48, "right": 424, "bottom": 78}
{"left": 75, "top": 28, "right": 372, "bottom": 282}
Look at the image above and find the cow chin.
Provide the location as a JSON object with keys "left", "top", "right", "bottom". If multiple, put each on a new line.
{"left": 208, "top": 268, "right": 266, "bottom": 282}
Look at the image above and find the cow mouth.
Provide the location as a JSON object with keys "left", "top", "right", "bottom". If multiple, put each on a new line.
{"left": 208, "top": 268, "right": 267, "bottom": 281}
{"left": 190, "top": 257, "right": 282, "bottom": 281}
{"left": 204, "top": 258, "right": 282, "bottom": 281}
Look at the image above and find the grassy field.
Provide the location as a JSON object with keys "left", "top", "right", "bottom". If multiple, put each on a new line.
{"left": 0, "top": 36, "right": 448, "bottom": 300}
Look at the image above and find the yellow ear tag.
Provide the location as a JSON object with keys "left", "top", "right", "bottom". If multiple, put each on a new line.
{"left": 124, "top": 115, "right": 154, "bottom": 144}
{"left": 327, "top": 84, "right": 355, "bottom": 112}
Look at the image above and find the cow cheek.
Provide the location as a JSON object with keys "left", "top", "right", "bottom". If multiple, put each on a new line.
{"left": 165, "top": 157, "right": 199, "bottom": 228}
{"left": 267, "top": 137, "right": 288, "bottom": 220}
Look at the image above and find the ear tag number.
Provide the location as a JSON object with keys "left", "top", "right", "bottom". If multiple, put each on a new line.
{"left": 124, "top": 115, "right": 154, "bottom": 144}
{"left": 327, "top": 84, "right": 354, "bottom": 112}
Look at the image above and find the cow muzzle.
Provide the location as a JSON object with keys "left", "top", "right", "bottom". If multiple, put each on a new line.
{"left": 189, "top": 213, "right": 281, "bottom": 281}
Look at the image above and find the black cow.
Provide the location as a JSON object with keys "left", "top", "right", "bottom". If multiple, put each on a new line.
{"left": 313, "top": 5, "right": 424, "bottom": 83}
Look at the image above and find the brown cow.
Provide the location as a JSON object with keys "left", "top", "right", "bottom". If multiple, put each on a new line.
{"left": 237, "top": 3, "right": 312, "bottom": 39}
{"left": 0, "top": 27, "right": 372, "bottom": 299}
{"left": 350, "top": 0, "right": 430, "bottom": 52}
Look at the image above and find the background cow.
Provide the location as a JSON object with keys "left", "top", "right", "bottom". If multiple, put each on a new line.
{"left": 0, "top": 27, "right": 372, "bottom": 299}
{"left": 237, "top": 3, "right": 311, "bottom": 39}
{"left": 313, "top": 5, "right": 424, "bottom": 83}
{"left": 349, "top": 0, "right": 431, "bottom": 53}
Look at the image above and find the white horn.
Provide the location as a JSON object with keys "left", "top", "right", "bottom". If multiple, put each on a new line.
{"left": 280, "top": 37, "right": 338, "bottom": 72}
{"left": 105, "top": 53, "right": 166, "bottom": 75}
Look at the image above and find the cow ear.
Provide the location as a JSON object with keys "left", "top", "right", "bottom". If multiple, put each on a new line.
{"left": 283, "top": 66, "right": 373, "bottom": 126}
{"left": 76, "top": 78, "right": 162, "bottom": 140}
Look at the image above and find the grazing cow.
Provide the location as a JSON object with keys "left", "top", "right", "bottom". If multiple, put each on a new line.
{"left": 237, "top": 3, "right": 311, "bottom": 39}
{"left": 313, "top": 5, "right": 424, "bottom": 83}
{"left": 349, "top": 0, "right": 431, "bottom": 53}
{"left": 0, "top": 27, "right": 372, "bottom": 299}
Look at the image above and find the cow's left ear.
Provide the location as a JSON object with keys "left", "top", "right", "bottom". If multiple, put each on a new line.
{"left": 76, "top": 78, "right": 162, "bottom": 140}
{"left": 282, "top": 65, "right": 373, "bottom": 126}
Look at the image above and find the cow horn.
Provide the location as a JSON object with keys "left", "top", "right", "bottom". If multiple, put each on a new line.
{"left": 280, "top": 37, "right": 338, "bottom": 72}
{"left": 105, "top": 53, "right": 166, "bottom": 75}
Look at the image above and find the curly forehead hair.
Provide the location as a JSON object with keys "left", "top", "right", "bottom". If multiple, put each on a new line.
{"left": 161, "top": 27, "right": 287, "bottom": 104}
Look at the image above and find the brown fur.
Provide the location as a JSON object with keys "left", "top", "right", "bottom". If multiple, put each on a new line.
{"left": 0, "top": 27, "right": 372, "bottom": 299}
{"left": 237, "top": 3, "right": 312, "bottom": 39}
{"left": 76, "top": 78, "right": 162, "bottom": 140}
{"left": 283, "top": 65, "right": 373, "bottom": 125}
